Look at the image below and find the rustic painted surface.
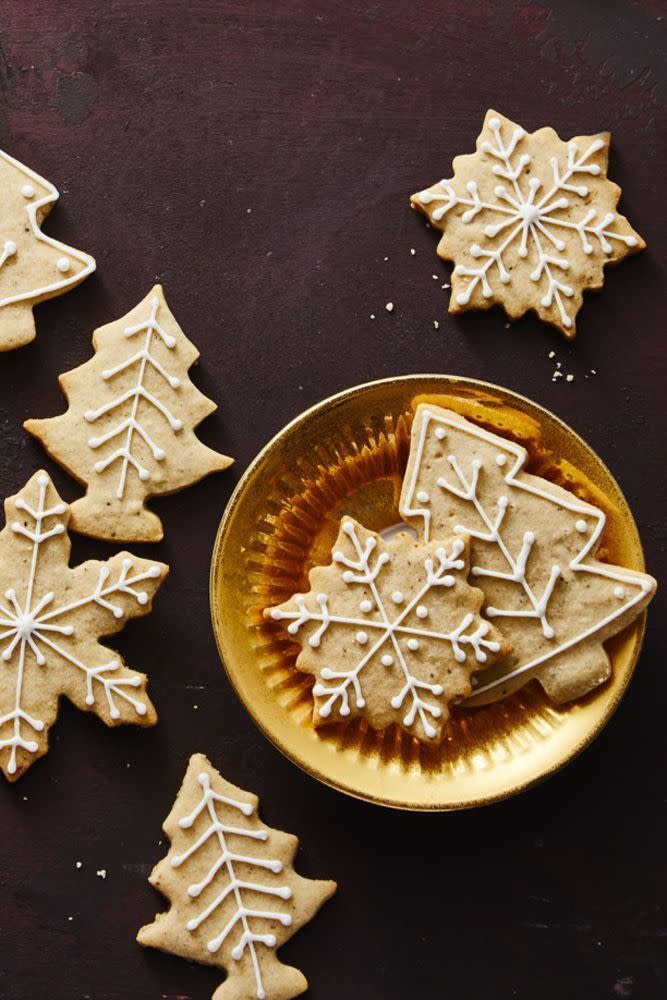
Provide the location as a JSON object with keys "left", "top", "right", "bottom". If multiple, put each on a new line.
{"left": 0, "top": 2, "right": 665, "bottom": 998}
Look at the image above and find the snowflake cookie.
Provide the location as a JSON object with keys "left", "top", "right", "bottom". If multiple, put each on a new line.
{"left": 267, "top": 516, "right": 508, "bottom": 741}
{"left": 0, "top": 148, "right": 96, "bottom": 351}
{"left": 25, "top": 285, "right": 233, "bottom": 543}
{"left": 400, "top": 405, "right": 657, "bottom": 705}
{"left": 138, "top": 753, "right": 336, "bottom": 1000}
{"left": 411, "top": 109, "right": 644, "bottom": 336}
{"left": 0, "top": 471, "right": 168, "bottom": 780}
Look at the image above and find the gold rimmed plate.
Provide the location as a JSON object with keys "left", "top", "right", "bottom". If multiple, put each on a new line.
{"left": 210, "top": 376, "right": 648, "bottom": 810}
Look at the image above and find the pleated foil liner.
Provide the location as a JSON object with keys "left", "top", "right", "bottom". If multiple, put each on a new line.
{"left": 211, "top": 377, "right": 647, "bottom": 808}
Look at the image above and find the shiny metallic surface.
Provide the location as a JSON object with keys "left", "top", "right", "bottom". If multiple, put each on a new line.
{"left": 210, "top": 376, "right": 647, "bottom": 810}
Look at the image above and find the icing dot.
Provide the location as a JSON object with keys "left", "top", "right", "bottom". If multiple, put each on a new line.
{"left": 56, "top": 256, "right": 71, "bottom": 273}
{"left": 359, "top": 599, "right": 373, "bottom": 613}
{"left": 4, "top": 240, "right": 17, "bottom": 256}
{"left": 355, "top": 631, "right": 368, "bottom": 645}
{"left": 416, "top": 605, "right": 428, "bottom": 619}
{"left": 614, "top": 586, "right": 626, "bottom": 599}
{"left": 575, "top": 519, "right": 588, "bottom": 533}
{"left": 489, "top": 116, "right": 500, "bottom": 129}
{"left": 406, "top": 638, "right": 420, "bottom": 651}
{"left": 21, "top": 183, "right": 35, "bottom": 198}
{"left": 496, "top": 454, "right": 507, "bottom": 467}
{"left": 381, "top": 654, "right": 394, "bottom": 667}
{"left": 391, "top": 591, "right": 405, "bottom": 605}
{"left": 417, "top": 490, "right": 430, "bottom": 504}
{"left": 434, "top": 427, "right": 446, "bottom": 440}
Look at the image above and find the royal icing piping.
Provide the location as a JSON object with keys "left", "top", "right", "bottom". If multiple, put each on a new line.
{"left": 417, "top": 116, "right": 637, "bottom": 328}
{"left": 0, "top": 149, "right": 96, "bottom": 307}
{"left": 0, "top": 475, "right": 160, "bottom": 774}
{"left": 171, "top": 771, "right": 291, "bottom": 1000}
{"left": 271, "top": 520, "right": 500, "bottom": 738}
{"left": 401, "top": 409, "right": 653, "bottom": 697}
{"left": 84, "top": 296, "right": 183, "bottom": 498}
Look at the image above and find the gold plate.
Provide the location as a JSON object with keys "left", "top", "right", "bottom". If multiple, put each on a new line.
{"left": 210, "top": 376, "right": 648, "bottom": 810}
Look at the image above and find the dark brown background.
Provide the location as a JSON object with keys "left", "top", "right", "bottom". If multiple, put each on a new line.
{"left": 0, "top": 2, "right": 665, "bottom": 998}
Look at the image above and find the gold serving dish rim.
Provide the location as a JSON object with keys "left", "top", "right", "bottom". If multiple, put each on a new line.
{"left": 209, "top": 375, "right": 648, "bottom": 811}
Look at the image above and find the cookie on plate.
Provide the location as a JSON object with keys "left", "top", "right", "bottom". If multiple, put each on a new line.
{"left": 400, "top": 404, "right": 656, "bottom": 705}
{"left": 267, "top": 516, "right": 509, "bottom": 741}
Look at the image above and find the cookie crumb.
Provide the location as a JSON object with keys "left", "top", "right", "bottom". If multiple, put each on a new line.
{"left": 383, "top": 256, "right": 389, "bottom": 262}
{"left": 591, "top": 369, "right": 597, "bottom": 375}
{"left": 432, "top": 274, "right": 438, "bottom": 280}
{"left": 548, "top": 351, "right": 555, "bottom": 359}
{"left": 96, "top": 869, "right": 107, "bottom": 879}
{"left": 410, "top": 248, "right": 416, "bottom": 255}
{"left": 552, "top": 370, "right": 563, "bottom": 380}
{"left": 433, "top": 320, "right": 439, "bottom": 330}
{"left": 75, "top": 861, "right": 82, "bottom": 869}
{"left": 385, "top": 302, "right": 394, "bottom": 313}
{"left": 566, "top": 374, "right": 574, "bottom": 382}
{"left": 442, "top": 283, "right": 450, "bottom": 289}
{"left": 370, "top": 313, "right": 375, "bottom": 320}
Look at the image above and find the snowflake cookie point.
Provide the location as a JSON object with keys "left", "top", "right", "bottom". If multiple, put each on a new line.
{"left": 412, "top": 111, "right": 645, "bottom": 337}
{"left": 268, "top": 517, "right": 508, "bottom": 742}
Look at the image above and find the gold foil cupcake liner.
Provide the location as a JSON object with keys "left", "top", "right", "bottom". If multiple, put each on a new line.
{"left": 210, "top": 376, "right": 647, "bottom": 809}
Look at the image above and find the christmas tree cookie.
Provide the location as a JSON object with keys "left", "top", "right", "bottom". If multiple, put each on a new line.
{"left": 25, "top": 286, "right": 233, "bottom": 543}
{"left": 138, "top": 753, "right": 336, "bottom": 1000}
{"left": 267, "top": 516, "right": 509, "bottom": 741}
{"left": 412, "top": 109, "right": 644, "bottom": 336}
{"left": 0, "top": 471, "right": 167, "bottom": 780}
{"left": 0, "top": 148, "right": 95, "bottom": 350}
{"left": 400, "top": 405, "right": 656, "bottom": 705}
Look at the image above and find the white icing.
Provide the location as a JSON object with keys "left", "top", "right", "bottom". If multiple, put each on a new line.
{"left": 172, "top": 770, "right": 291, "bottom": 999}
{"left": 85, "top": 296, "right": 183, "bottom": 498}
{"left": 271, "top": 520, "right": 500, "bottom": 738}
{"left": 0, "top": 150, "right": 95, "bottom": 308}
{"left": 401, "top": 409, "right": 654, "bottom": 696}
{"left": 0, "top": 476, "right": 159, "bottom": 774}
{"left": 0, "top": 241, "right": 17, "bottom": 270}
{"left": 418, "top": 116, "right": 638, "bottom": 328}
